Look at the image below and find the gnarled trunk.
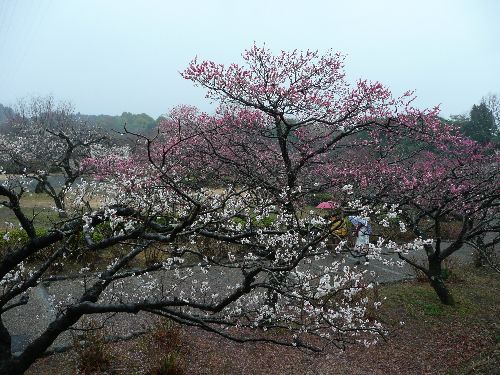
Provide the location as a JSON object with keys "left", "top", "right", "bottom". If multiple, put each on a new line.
{"left": 428, "top": 256, "right": 455, "bottom": 305}
{"left": 0, "top": 318, "right": 13, "bottom": 375}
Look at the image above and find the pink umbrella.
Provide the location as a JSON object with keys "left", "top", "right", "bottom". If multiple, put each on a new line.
{"left": 316, "top": 201, "right": 338, "bottom": 209}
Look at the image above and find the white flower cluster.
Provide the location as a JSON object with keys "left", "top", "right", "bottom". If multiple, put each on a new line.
{"left": 342, "top": 184, "right": 354, "bottom": 194}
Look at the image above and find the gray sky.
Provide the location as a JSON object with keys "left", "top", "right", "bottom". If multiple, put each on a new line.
{"left": 0, "top": 0, "right": 499, "bottom": 118}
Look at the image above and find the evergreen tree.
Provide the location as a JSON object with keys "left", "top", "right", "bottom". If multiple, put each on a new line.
{"left": 462, "top": 103, "right": 496, "bottom": 144}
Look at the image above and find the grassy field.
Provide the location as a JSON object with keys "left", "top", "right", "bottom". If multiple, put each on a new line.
{"left": 26, "top": 265, "right": 500, "bottom": 375}
{"left": 0, "top": 190, "right": 105, "bottom": 231}
{"left": 0, "top": 193, "right": 60, "bottom": 230}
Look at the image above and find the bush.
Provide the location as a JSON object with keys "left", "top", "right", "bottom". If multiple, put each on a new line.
{"left": 232, "top": 213, "right": 276, "bottom": 229}
{"left": 0, "top": 228, "right": 53, "bottom": 262}
{"left": 195, "top": 236, "right": 246, "bottom": 258}
{"left": 143, "top": 318, "right": 185, "bottom": 375}
{"left": 143, "top": 246, "right": 166, "bottom": 267}
{"left": 72, "top": 319, "right": 113, "bottom": 374}
{"left": 149, "top": 318, "right": 181, "bottom": 353}
{"left": 148, "top": 352, "right": 184, "bottom": 375}
{"left": 0, "top": 227, "right": 48, "bottom": 247}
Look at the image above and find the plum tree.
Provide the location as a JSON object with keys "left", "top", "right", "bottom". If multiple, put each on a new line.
{"left": 337, "top": 116, "right": 499, "bottom": 304}
{"left": 0, "top": 96, "right": 107, "bottom": 217}
{"left": 0, "top": 46, "right": 445, "bottom": 374}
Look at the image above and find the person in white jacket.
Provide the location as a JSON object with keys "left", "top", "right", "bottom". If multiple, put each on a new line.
{"left": 348, "top": 215, "right": 372, "bottom": 263}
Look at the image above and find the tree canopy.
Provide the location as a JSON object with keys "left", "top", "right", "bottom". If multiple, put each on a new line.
{"left": 462, "top": 103, "right": 496, "bottom": 143}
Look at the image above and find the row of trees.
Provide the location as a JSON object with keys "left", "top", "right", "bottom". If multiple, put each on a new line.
{"left": 2, "top": 94, "right": 498, "bottom": 145}
{"left": 0, "top": 102, "right": 158, "bottom": 136}
{"left": 2, "top": 95, "right": 497, "bottom": 147}
{"left": 76, "top": 111, "right": 158, "bottom": 134}
{"left": 0, "top": 45, "right": 498, "bottom": 374}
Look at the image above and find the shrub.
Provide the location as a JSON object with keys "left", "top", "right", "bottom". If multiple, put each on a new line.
{"left": 143, "top": 318, "right": 185, "bottom": 375}
{"left": 0, "top": 228, "right": 53, "bottom": 262}
{"left": 72, "top": 319, "right": 113, "bottom": 374}
{"left": 144, "top": 246, "right": 165, "bottom": 267}
{"left": 148, "top": 352, "right": 184, "bottom": 375}
{"left": 0, "top": 227, "right": 48, "bottom": 247}
{"left": 195, "top": 236, "right": 245, "bottom": 258}
{"left": 149, "top": 318, "right": 181, "bottom": 353}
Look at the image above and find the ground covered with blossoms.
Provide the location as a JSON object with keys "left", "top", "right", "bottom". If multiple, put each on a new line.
{"left": 26, "top": 265, "right": 499, "bottom": 375}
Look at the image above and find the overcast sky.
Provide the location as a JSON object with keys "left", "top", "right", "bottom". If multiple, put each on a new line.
{"left": 0, "top": 0, "right": 499, "bottom": 118}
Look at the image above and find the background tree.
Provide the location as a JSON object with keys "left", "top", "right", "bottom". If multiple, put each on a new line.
{"left": 0, "top": 96, "right": 107, "bottom": 216}
{"left": 450, "top": 99, "right": 498, "bottom": 146}
{"left": 481, "top": 93, "right": 500, "bottom": 145}
{"left": 0, "top": 105, "right": 14, "bottom": 129}
{"left": 482, "top": 93, "right": 500, "bottom": 127}
{"left": 338, "top": 117, "right": 500, "bottom": 304}
{"left": 461, "top": 102, "right": 496, "bottom": 144}
{"left": 180, "top": 44, "right": 436, "bottom": 209}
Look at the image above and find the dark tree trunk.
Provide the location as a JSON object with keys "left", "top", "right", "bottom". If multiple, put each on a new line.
{"left": 0, "top": 319, "right": 11, "bottom": 364}
{"left": 53, "top": 195, "right": 67, "bottom": 218}
{"left": 0, "top": 318, "right": 14, "bottom": 375}
{"left": 0, "top": 309, "right": 82, "bottom": 375}
{"left": 0, "top": 360, "right": 19, "bottom": 375}
{"left": 428, "top": 256, "right": 455, "bottom": 305}
{"left": 473, "top": 236, "right": 486, "bottom": 267}
{"left": 34, "top": 181, "right": 45, "bottom": 194}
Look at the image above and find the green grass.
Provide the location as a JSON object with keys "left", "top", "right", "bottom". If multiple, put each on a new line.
{"left": 0, "top": 193, "right": 60, "bottom": 230}
{"left": 0, "top": 227, "right": 49, "bottom": 247}
{"left": 380, "top": 267, "right": 496, "bottom": 320}
{"left": 379, "top": 266, "right": 500, "bottom": 374}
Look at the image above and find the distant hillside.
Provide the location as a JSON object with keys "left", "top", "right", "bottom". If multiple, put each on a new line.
{"left": 0, "top": 103, "right": 159, "bottom": 134}
{"left": 76, "top": 112, "right": 158, "bottom": 134}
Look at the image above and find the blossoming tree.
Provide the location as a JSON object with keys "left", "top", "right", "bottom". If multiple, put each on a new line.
{"left": 336, "top": 116, "right": 500, "bottom": 304}
{"left": 0, "top": 45, "right": 443, "bottom": 374}
{"left": 0, "top": 96, "right": 107, "bottom": 217}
